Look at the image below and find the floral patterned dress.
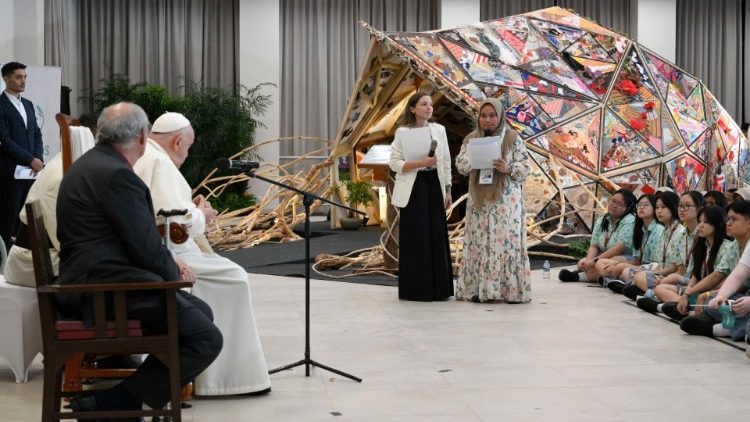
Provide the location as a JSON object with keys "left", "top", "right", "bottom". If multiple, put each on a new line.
{"left": 455, "top": 134, "right": 531, "bottom": 303}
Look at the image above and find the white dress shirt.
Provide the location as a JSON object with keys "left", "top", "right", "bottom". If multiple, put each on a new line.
{"left": 4, "top": 91, "right": 28, "bottom": 128}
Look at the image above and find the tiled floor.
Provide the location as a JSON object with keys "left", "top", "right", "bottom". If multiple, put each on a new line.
{"left": 2, "top": 268, "right": 749, "bottom": 421}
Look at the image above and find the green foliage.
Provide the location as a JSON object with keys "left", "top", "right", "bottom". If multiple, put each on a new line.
{"left": 81, "top": 75, "right": 273, "bottom": 190}
{"left": 343, "top": 180, "right": 374, "bottom": 217}
{"left": 568, "top": 237, "right": 591, "bottom": 259}
{"left": 180, "top": 82, "right": 273, "bottom": 188}
{"left": 211, "top": 191, "right": 257, "bottom": 213}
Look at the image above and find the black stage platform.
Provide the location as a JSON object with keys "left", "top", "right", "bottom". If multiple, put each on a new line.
{"left": 217, "top": 221, "right": 575, "bottom": 286}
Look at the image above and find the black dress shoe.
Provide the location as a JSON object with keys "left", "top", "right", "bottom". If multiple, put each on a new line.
{"left": 662, "top": 302, "right": 686, "bottom": 321}
{"left": 680, "top": 314, "right": 715, "bottom": 336}
{"left": 68, "top": 390, "right": 143, "bottom": 422}
{"left": 558, "top": 269, "right": 579, "bottom": 282}
{"left": 623, "top": 285, "right": 644, "bottom": 301}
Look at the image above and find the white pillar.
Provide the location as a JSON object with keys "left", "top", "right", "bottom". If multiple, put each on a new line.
{"left": 439, "top": 0, "right": 480, "bottom": 29}
{"left": 238, "top": 0, "right": 280, "bottom": 206}
{"left": 633, "top": 0, "right": 676, "bottom": 62}
{"left": 12, "top": 0, "right": 44, "bottom": 65}
{"left": 0, "top": 0, "right": 15, "bottom": 64}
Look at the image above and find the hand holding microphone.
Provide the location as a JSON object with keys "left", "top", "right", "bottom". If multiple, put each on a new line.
{"left": 422, "top": 139, "right": 438, "bottom": 168}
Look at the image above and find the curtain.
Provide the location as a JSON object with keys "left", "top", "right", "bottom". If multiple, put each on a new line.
{"left": 481, "top": 0, "right": 633, "bottom": 36}
{"left": 44, "top": 0, "right": 73, "bottom": 85}
{"left": 480, "top": 0, "right": 555, "bottom": 20}
{"left": 45, "top": 0, "right": 77, "bottom": 114}
{"left": 676, "top": 0, "right": 744, "bottom": 123}
{"left": 279, "top": 0, "right": 439, "bottom": 162}
{"left": 557, "top": 0, "right": 633, "bottom": 36}
{"left": 72, "top": 0, "right": 238, "bottom": 112}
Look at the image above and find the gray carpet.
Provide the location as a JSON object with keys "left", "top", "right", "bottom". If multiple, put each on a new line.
{"left": 217, "top": 222, "right": 576, "bottom": 286}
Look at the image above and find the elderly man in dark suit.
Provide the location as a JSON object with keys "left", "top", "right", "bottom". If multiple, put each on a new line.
{"left": 57, "top": 102, "right": 223, "bottom": 417}
{"left": 0, "top": 61, "right": 45, "bottom": 249}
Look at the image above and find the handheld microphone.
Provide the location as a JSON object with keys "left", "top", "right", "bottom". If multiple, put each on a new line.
{"left": 215, "top": 157, "right": 260, "bottom": 172}
{"left": 427, "top": 139, "right": 438, "bottom": 157}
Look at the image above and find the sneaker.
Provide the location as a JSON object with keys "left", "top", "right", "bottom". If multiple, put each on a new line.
{"left": 661, "top": 302, "right": 686, "bottom": 321}
{"left": 680, "top": 314, "right": 715, "bottom": 337}
{"left": 606, "top": 279, "right": 628, "bottom": 294}
{"left": 623, "top": 285, "right": 644, "bottom": 301}
{"left": 636, "top": 296, "right": 660, "bottom": 313}
{"left": 558, "top": 269, "right": 579, "bottom": 282}
{"left": 596, "top": 276, "right": 605, "bottom": 286}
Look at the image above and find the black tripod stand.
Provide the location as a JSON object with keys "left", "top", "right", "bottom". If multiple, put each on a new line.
{"left": 246, "top": 171, "right": 363, "bottom": 383}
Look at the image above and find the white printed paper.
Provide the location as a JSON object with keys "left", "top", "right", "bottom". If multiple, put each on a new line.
{"left": 467, "top": 136, "right": 501, "bottom": 169}
{"left": 14, "top": 165, "right": 41, "bottom": 180}
{"left": 400, "top": 127, "right": 431, "bottom": 161}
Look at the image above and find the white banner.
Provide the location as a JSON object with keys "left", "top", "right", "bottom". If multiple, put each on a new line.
{"left": 1, "top": 64, "right": 62, "bottom": 162}
{"left": 24, "top": 66, "right": 62, "bottom": 161}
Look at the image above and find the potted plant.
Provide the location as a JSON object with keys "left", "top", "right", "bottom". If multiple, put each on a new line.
{"left": 339, "top": 179, "right": 374, "bottom": 230}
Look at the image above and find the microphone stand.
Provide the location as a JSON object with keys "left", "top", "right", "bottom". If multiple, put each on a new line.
{"left": 244, "top": 170, "right": 363, "bottom": 383}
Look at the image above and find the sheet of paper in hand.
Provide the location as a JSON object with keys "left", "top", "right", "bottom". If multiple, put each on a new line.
{"left": 400, "top": 127, "right": 431, "bottom": 161}
{"left": 467, "top": 136, "right": 501, "bottom": 170}
{"left": 14, "top": 165, "right": 41, "bottom": 180}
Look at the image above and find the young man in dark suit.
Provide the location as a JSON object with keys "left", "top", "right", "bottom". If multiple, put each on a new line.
{"left": 0, "top": 61, "right": 44, "bottom": 249}
{"left": 57, "top": 102, "right": 223, "bottom": 418}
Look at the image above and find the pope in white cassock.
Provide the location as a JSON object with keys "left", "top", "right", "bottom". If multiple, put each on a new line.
{"left": 133, "top": 112, "right": 271, "bottom": 396}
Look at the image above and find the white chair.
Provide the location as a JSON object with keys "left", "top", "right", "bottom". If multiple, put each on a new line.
{"left": 0, "top": 117, "right": 95, "bottom": 383}
{"left": 0, "top": 275, "right": 42, "bottom": 382}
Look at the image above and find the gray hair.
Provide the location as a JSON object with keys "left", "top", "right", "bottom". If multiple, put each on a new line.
{"left": 96, "top": 102, "right": 151, "bottom": 147}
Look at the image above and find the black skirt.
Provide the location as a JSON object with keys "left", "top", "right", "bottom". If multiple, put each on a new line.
{"left": 398, "top": 169, "right": 454, "bottom": 301}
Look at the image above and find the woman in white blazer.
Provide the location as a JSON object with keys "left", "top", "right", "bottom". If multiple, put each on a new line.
{"left": 389, "top": 92, "right": 454, "bottom": 301}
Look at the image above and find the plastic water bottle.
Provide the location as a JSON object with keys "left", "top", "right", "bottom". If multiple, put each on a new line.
{"left": 719, "top": 301, "right": 736, "bottom": 329}
{"left": 542, "top": 260, "right": 550, "bottom": 280}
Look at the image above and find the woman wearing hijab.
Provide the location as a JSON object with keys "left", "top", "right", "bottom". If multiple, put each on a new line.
{"left": 455, "top": 98, "right": 531, "bottom": 303}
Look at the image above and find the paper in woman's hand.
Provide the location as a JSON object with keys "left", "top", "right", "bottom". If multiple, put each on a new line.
{"left": 400, "top": 127, "right": 431, "bottom": 161}
{"left": 467, "top": 136, "right": 501, "bottom": 169}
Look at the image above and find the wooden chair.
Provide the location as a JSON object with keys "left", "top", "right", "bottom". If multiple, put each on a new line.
{"left": 55, "top": 113, "right": 194, "bottom": 402}
{"left": 27, "top": 201, "right": 190, "bottom": 421}
{"left": 55, "top": 113, "right": 80, "bottom": 173}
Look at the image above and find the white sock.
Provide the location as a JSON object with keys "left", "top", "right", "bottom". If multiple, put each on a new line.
{"left": 713, "top": 324, "right": 731, "bottom": 337}
{"left": 578, "top": 273, "right": 589, "bottom": 282}
{"left": 656, "top": 304, "right": 663, "bottom": 312}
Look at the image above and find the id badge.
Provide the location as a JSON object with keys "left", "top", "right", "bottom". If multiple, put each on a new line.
{"left": 479, "top": 168, "right": 494, "bottom": 184}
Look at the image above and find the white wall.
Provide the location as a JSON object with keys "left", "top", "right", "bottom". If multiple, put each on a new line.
{"left": 439, "top": 0, "right": 480, "bottom": 29}
{"left": 633, "top": 0, "right": 677, "bottom": 62}
{"left": 12, "top": 0, "right": 44, "bottom": 65}
{"left": 0, "top": 0, "right": 14, "bottom": 64}
{"left": 0, "top": 0, "right": 45, "bottom": 91}
{"left": 239, "top": 0, "right": 280, "bottom": 204}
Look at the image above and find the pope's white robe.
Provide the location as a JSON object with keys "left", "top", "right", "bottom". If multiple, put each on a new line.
{"left": 133, "top": 139, "right": 270, "bottom": 395}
